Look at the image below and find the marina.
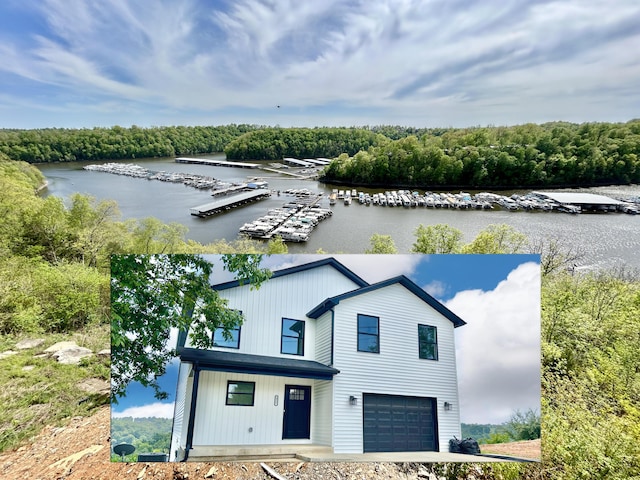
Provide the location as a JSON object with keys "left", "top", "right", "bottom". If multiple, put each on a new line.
{"left": 51, "top": 155, "right": 639, "bottom": 269}
{"left": 189, "top": 189, "right": 271, "bottom": 217}
{"left": 84, "top": 162, "right": 227, "bottom": 190}
{"left": 326, "top": 189, "right": 640, "bottom": 215}
{"left": 239, "top": 195, "right": 333, "bottom": 242}
{"left": 175, "top": 157, "right": 260, "bottom": 168}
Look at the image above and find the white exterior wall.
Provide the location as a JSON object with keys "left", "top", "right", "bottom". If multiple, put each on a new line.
{"left": 331, "top": 284, "right": 461, "bottom": 453}
{"left": 312, "top": 380, "right": 333, "bottom": 446}
{"left": 169, "top": 362, "right": 191, "bottom": 461}
{"left": 315, "top": 310, "right": 333, "bottom": 365}
{"left": 192, "top": 371, "right": 331, "bottom": 446}
{"left": 185, "top": 264, "right": 361, "bottom": 362}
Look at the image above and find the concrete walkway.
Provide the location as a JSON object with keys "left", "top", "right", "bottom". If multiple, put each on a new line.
{"left": 294, "top": 451, "right": 523, "bottom": 463}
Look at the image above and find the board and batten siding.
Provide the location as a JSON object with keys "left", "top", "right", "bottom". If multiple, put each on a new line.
{"left": 186, "top": 264, "right": 361, "bottom": 362}
{"left": 331, "top": 283, "right": 461, "bottom": 453}
{"left": 191, "top": 371, "right": 332, "bottom": 447}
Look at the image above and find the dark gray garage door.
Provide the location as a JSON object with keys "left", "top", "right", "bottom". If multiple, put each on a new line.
{"left": 363, "top": 393, "right": 438, "bottom": 453}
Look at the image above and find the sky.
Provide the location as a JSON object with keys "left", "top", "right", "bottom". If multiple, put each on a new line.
{"left": 1, "top": 0, "right": 639, "bottom": 129}
{"left": 112, "top": 253, "right": 541, "bottom": 425}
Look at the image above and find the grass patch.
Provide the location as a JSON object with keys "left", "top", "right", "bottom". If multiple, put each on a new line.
{"left": 0, "top": 322, "right": 110, "bottom": 453}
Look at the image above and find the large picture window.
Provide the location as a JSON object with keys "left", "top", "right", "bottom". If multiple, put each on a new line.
{"left": 358, "top": 314, "right": 380, "bottom": 353}
{"left": 281, "top": 318, "right": 305, "bottom": 355}
{"left": 418, "top": 324, "right": 438, "bottom": 360}
{"left": 213, "top": 326, "right": 241, "bottom": 349}
{"left": 226, "top": 381, "right": 255, "bottom": 406}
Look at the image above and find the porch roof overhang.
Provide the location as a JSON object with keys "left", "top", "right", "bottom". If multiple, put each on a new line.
{"left": 178, "top": 348, "right": 340, "bottom": 380}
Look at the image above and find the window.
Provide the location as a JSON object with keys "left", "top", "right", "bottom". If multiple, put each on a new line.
{"left": 358, "top": 314, "right": 379, "bottom": 353}
{"left": 288, "top": 387, "right": 306, "bottom": 401}
{"left": 418, "top": 324, "right": 438, "bottom": 360}
{"left": 213, "top": 326, "right": 241, "bottom": 349}
{"left": 226, "top": 381, "right": 255, "bottom": 406}
{"left": 281, "top": 318, "right": 305, "bottom": 355}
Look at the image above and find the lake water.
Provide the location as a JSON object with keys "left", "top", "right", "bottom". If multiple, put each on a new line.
{"left": 38, "top": 155, "right": 640, "bottom": 271}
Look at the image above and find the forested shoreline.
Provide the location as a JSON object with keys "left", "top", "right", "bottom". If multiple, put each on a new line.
{"left": 2, "top": 121, "right": 639, "bottom": 190}
{"left": 322, "top": 120, "right": 640, "bottom": 188}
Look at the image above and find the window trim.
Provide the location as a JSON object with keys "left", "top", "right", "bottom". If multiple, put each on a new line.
{"left": 281, "top": 318, "right": 305, "bottom": 356}
{"left": 212, "top": 325, "right": 241, "bottom": 349}
{"left": 418, "top": 324, "right": 438, "bottom": 361}
{"left": 357, "top": 314, "right": 380, "bottom": 354}
{"left": 225, "top": 380, "right": 255, "bottom": 406}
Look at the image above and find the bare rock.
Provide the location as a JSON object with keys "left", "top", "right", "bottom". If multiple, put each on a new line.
{"left": 77, "top": 378, "right": 110, "bottom": 395}
{"left": 45, "top": 341, "right": 79, "bottom": 354}
{"left": 0, "top": 350, "right": 19, "bottom": 360}
{"left": 22, "top": 365, "right": 36, "bottom": 371}
{"left": 52, "top": 346, "right": 94, "bottom": 365}
{"left": 97, "top": 349, "right": 111, "bottom": 357}
{"left": 16, "top": 338, "right": 45, "bottom": 350}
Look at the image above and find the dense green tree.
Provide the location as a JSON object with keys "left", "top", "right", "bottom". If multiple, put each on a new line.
{"left": 110, "top": 254, "right": 271, "bottom": 403}
{"left": 365, "top": 234, "right": 398, "bottom": 254}
{"left": 460, "top": 224, "right": 527, "bottom": 254}
{"left": 411, "top": 224, "right": 463, "bottom": 253}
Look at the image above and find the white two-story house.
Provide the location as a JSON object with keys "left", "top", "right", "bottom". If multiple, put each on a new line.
{"left": 169, "top": 257, "right": 466, "bottom": 461}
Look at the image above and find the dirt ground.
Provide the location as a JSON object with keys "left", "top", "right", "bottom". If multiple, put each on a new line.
{"left": 480, "top": 439, "right": 541, "bottom": 460}
{"left": 0, "top": 407, "right": 540, "bottom": 480}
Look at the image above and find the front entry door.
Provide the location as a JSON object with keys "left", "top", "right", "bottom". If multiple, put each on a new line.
{"left": 282, "top": 385, "right": 311, "bottom": 439}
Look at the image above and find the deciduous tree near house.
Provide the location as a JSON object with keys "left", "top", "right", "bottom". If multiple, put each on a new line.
{"left": 110, "top": 254, "right": 271, "bottom": 403}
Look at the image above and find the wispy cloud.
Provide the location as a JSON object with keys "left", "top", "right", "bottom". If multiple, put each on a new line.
{"left": 1, "top": 0, "right": 639, "bottom": 127}
{"left": 423, "top": 279, "right": 447, "bottom": 299}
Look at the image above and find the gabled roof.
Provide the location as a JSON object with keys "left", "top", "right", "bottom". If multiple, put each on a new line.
{"left": 307, "top": 275, "right": 467, "bottom": 328}
{"left": 213, "top": 257, "right": 369, "bottom": 291}
{"left": 179, "top": 348, "right": 340, "bottom": 380}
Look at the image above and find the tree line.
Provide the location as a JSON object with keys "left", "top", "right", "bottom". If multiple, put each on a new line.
{"left": 0, "top": 124, "right": 260, "bottom": 163}
{"left": 3, "top": 121, "right": 640, "bottom": 190}
{"left": 322, "top": 120, "right": 640, "bottom": 188}
{"left": 223, "top": 127, "right": 383, "bottom": 160}
{"left": 110, "top": 417, "right": 172, "bottom": 461}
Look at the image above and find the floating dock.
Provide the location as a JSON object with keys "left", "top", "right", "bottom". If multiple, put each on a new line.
{"left": 302, "top": 158, "right": 331, "bottom": 166}
{"left": 532, "top": 192, "right": 627, "bottom": 213}
{"left": 190, "top": 189, "right": 271, "bottom": 217}
{"left": 283, "top": 157, "right": 314, "bottom": 168}
{"left": 176, "top": 157, "right": 260, "bottom": 169}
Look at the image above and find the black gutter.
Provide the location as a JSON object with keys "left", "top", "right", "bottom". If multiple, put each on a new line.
{"left": 330, "top": 308, "right": 335, "bottom": 366}
{"left": 182, "top": 362, "right": 200, "bottom": 462}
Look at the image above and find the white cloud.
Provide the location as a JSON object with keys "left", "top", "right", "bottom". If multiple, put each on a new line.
{"left": 446, "top": 261, "right": 541, "bottom": 424}
{"left": 423, "top": 280, "right": 447, "bottom": 299}
{"left": 112, "top": 402, "right": 175, "bottom": 418}
{"left": 2, "top": 0, "right": 639, "bottom": 127}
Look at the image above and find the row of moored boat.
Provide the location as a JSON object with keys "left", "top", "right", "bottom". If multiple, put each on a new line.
{"left": 239, "top": 204, "right": 333, "bottom": 242}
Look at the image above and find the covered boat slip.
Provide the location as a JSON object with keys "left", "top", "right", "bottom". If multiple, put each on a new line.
{"left": 170, "top": 349, "right": 338, "bottom": 462}
{"left": 531, "top": 191, "right": 629, "bottom": 212}
{"left": 189, "top": 188, "right": 270, "bottom": 217}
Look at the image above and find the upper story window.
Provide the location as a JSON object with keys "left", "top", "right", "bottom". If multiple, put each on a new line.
{"left": 281, "top": 318, "right": 305, "bottom": 355}
{"left": 418, "top": 324, "right": 438, "bottom": 360}
{"left": 213, "top": 326, "right": 241, "bottom": 349}
{"left": 357, "top": 314, "right": 379, "bottom": 353}
{"left": 226, "top": 381, "right": 255, "bottom": 406}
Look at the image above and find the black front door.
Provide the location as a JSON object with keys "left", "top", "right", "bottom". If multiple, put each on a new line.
{"left": 282, "top": 385, "right": 311, "bottom": 439}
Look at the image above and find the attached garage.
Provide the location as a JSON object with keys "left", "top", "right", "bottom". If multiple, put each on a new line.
{"left": 362, "top": 393, "right": 439, "bottom": 453}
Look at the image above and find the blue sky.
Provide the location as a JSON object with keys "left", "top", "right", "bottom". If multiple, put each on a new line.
{"left": 112, "top": 254, "right": 541, "bottom": 425}
{"left": 1, "top": 1, "right": 639, "bottom": 129}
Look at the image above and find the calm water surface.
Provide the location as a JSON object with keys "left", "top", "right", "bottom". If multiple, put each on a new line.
{"left": 38, "top": 155, "right": 640, "bottom": 271}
